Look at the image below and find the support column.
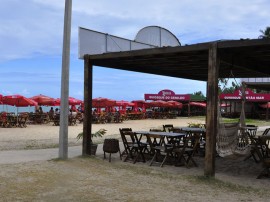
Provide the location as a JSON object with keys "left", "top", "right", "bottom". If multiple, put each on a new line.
{"left": 59, "top": 0, "right": 72, "bottom": 159}
{"left": 188, "top": 102, "right": 190, "bottom": 117}
{"left": 83, "top": 55, "right": 93, "bottom": 155}
{"left": 266, "top": 104, "right": 269, "bottom": 121}
{"left": 204, "top": 43, "right": 219, "bottom": 176}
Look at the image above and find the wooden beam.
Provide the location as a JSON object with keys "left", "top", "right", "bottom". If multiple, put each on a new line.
{"left": 205, "top": 43, "right": 219, "bottom": 176}
{"left": 83, "top": 55, "right": 93, "bottom": 155}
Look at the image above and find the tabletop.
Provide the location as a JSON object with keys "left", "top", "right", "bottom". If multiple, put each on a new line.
{"left": 174, "top": 127, "right": 206, "bottom": 133}
{"left": 134, "top": 131, "right": 186, "bottom": 137}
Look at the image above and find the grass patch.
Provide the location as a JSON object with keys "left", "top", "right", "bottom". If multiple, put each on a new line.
{"left": 186, "top": 175, "right": 266, "bottom": 196}
{"left": 191, "top": 116, "right": 270, "bottom": 127}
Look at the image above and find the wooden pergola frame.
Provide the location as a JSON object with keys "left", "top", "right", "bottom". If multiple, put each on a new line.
{"left": 82, "top": 38, "right": 270, "bottom": 176}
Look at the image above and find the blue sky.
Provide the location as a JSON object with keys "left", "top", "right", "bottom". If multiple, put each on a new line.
{"left": 1, "top": 0, "right": 269, "bottom": 101}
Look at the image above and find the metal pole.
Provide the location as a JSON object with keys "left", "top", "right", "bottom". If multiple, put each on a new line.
{"left": 59, "top": 0, "right": 72, "bottom": 159}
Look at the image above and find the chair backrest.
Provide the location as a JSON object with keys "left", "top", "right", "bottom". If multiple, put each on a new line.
{"left": 262, "top": 128, "right": 270, "bottom": 136}
{"left": 146, "top": 134, "right": 165, "bottom": 152}
{"left": 169, "top": 127, "right": 182, "bottom": 133}
{"left": 119, "top": 128, "right": 134, "bottom": 146}
{"left": 163, "top": 124, "right": 174, "bottom": 132}
{"left": 119, "top": 128, "right": 132, "bottom": 137}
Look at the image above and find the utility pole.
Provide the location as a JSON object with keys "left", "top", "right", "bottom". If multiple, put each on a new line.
{"left": 59, "top": 0, "right": 72, "bottom": 159}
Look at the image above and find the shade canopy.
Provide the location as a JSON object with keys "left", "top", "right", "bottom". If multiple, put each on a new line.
{"left": 146, "top": 100, "right": 173, "bottom": 108}
{"left": 86, "top": 39, "right": 270, "bottom": 81}
{"left": 56, "top": 97, "right": 83, "bottom": 106}
{"left": 29, "top": 94, "right": 58, "bottom": 106}
{"left": 92, "top": 97, "right": 116, "bottom": 108}
{"left": 167, "top": 100, "right": 183, "bottom": 108}
{"left": 188, "top": 102, "right": 207, "bottom": 108}
{"left": 259, "top": 102, "right": 270, "bottom": 108}
{"left": 115, "top": 100, "right": 135, "bottom": 107}
{"left": 0, "top": 94, "right": 3, "bottom": 104}
{"left": 3, "top": 94, "right": 38, "bottom": 107}
{"left": 68, "top": 97, "right": 83, "bottom": 105}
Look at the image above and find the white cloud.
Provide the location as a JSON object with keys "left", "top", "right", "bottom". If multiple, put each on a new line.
{"left": 1, "top": 0, "right": 269, "bottom": 62}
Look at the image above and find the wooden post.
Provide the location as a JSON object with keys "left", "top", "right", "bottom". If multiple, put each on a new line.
{"left": 188, "top": 102, "right": 190, "bottom": 117}
{"left": 204, "top": 43, "right": 219, "bottom": 176}
{"left": 83, "top": 55, "right": 93, "bottom": 155}
{"left": 266, "top": 104, "right": 269, "bottom": 121}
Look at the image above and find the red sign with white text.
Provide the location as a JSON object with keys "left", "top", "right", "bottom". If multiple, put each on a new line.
{"left": 145, "top": 89, "right": 190, "bottom": 101}
{"left": 220, "top": 88, "right": 270, "bottom": 101}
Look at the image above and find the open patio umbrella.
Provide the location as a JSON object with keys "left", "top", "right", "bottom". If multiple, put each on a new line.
{"left": 29, "top": 94, "right": 58, "bottom": 106}
{"left": 3, "top": 95, "right": 38, "bottom": 121}
{"left": 259, "top": 102, "right": 270, "bottom": 108}
{"left": 115, "top": 100, "right": 135, "bottom": 107}
{"left": 188, "top": 102, "right": 207, "bottom": 108}
{"left": 145, "top": 100, "right": 172, "bottom": 108}
{"left": 0, "top": 94, "right": 3, "bottom": 105}
{"left": 167, "top": 100, "right": 183, "bottom": 108}
{"left": 55, "top": 97, "right": 83, "bottom": 106}
{"left": 68, "top": 97, "right": 83, "bottom": 105}
{"left": 92, "top": 97, "right": 116, "bottom": 108}
{"left": 3, "top": 94, "right": 38, "bottom": 107}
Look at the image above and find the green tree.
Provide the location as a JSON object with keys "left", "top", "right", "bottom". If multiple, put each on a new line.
{"left": 219, "top": 79, "right": 239, "bottom": 94}
{"left": 193, "top": 91, "right": 204, "bottom": 96}
{"left": 259, "top": 26, "right": 270, "bottom": 39}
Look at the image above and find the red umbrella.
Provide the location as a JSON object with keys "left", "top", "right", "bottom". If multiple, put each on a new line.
{"left": 3, "top": 94, "right": 38, "bottom": 107}
{"left": 131, "top": 100, "right": 147, "bottom": 107}
{"left": 115, "top": 100, "right": 135, "bottom": 107}
{"left": 29, "top": 94, "right": 58, "bottom": 106}
{"left": 68, "top": 97, "right": 83, "bottom": 105}
{"left": 167, "top": 101, "right": 183, "bottom": 108}
{"left": 220, "top": 103, "right": 231, "bottom": 107}
{"left": 92, "top": 97, "right": 116, "bottom": 108}
{"left": 259, "top": 102, "right": 270, "bottom": 108}
{"left": 188, "top": 102, "right": 207, "bottom": 107}
{"left": 146, "top": 100, "right": 171, "bottom": 108}
{"left": 0, "top": 94, "right": 3, "bottom": 104}
{"left": 55, "top": 97, "right": 83, "bottom": 106}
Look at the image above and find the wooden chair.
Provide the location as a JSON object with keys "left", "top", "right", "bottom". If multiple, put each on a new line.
{"left": 147, "top": 134, "right": 174, "bottom": 167}
{"left": 262, "top": 128, "right": 270, "bottom": 146}
{"left": 69, "top": 114, "right": 77, "bottom": 126}
{"left": 18, "top": 113, "right": 28, "bottom": 128}
{"left": 119, "top": 128, "right": 146, "bottom": 163}
{"left": 244, "top": 132, "right": 264, "bottom": 163}
{"left": 163, "top": 124, "right": 174, "bottom": 132}
{"left": 6, "top": 114, "right": 16, "bottom": 128}
{"left": 119, "top": 128, "right": 133, "bottom": 155}
{"left": 0, "top": 113, "right": 8, "bottom": 128}
{"left": 256, "top": 136, "right": 270, "bottom": 179}
{"left": 53, "top": 114, "right": 60, "bottom": 126}
{"left": 75, "top": 112, "right": 84, "bottom": 123}
{"left": 173, "top": 134, "right": 198, "bottom": 168}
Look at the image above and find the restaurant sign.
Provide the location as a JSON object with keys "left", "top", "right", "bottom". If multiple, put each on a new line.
{"left": 144, "top": 89, "right": 190, "bottom": 101}
{"left": 220, "top": 88, "right": 270, "bottom": 101}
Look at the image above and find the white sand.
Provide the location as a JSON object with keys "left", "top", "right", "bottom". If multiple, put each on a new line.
{"left": 0, "top": 117, "right": 204, "bottom": 150}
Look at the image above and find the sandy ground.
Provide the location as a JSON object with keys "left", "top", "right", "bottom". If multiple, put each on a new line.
{"left": 1, "top": 117, "right": 270, "bottom": 201}
{"left": 0, "top": 117, "right": 205, "bottom": 150}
